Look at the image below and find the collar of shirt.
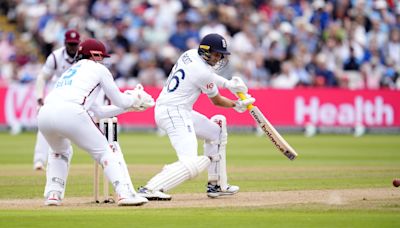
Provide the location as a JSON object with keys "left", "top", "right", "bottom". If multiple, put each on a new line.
{"left": 62, "top": 48, "right": 75, "bottom": 64}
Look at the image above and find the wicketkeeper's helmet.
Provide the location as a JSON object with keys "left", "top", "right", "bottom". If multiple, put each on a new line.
{"left": 77, "top": 38, "right": 110, "bottom": 60}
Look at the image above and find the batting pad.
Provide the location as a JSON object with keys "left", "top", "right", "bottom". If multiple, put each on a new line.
{"left": 146, "top": 156, "right": 211, "bottom": 192}
{"left": 112, "top": 141, "right": 136, "bottom": 193}
{"left": 208, "top": 115, "right": 228, "bottom": 190}
{"left": 44, "top": 146, "right": 73, "bottom": 199}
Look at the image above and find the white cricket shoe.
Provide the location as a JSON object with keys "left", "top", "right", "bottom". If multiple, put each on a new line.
{"left": 117, "top": 193, "right": 148, "bottom": 206}
{"left": 137, "top": 186, "right": 172, "bottom": 201}
{"left": 207, "top": 183, "right": 239, "bottom": 198}
{"left": 33, "top": 161, "right": 45, "bottom": 171}
{"left": 44, "top": 191, "right": 62, "bottom": 206}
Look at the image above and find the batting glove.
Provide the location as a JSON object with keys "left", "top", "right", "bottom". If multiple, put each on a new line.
{"left": 233, "top": 95, "right": 255, "bottom": 113}
{"left": 226, "top": 76, "right": 248, "bottom": 95}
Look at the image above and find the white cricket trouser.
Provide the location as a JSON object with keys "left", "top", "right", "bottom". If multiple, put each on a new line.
{"left": 33, "top": 130, "right": 51, "bottom": 164}
{"left": 38, "top": 102, "right": 130, "bottom": 198}
{"left": 155, "top": 105, "right": 220, "bottom": 163}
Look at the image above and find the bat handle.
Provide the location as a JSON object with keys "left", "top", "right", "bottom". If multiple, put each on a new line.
{"left": 237, "top": 92, "right": 254, "bottom": 110}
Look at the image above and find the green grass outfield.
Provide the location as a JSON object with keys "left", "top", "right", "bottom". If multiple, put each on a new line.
{"left": 0, "top": 132, "right": 399, "bottom": 227}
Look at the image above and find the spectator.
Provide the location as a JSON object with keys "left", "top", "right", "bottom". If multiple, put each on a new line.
{"left": 113, "top": 45, "right": 137, "bottom": 83}
{"left": 0, "top": 55, "right": 18, "bottom": 84}
{"left": 363, "top": 37, "right": 385, "bottom": 64}
{"left": 231, "top": 23, "right": 257, "bottom": 55}
{"left": 366, "top": 18, "right": 388, "bottom": 49}
{"left": 359, "top": 61, "right": 383, "bottom": 89}
{"left": 113, "top": 24, "right": 130, "bottom": 52}
{"left": 314, "top": 54, "right": 338, "bottom": 87}
{"left": 17, "top": 55, "right": 41, "bottom": 84}
{"left": 343, "top": 47, "right": 362, "bottom": 71}
{"left": 249, "top": 51, "right": 270, "bottom": 87}
{"left": 319, "top": 37, "right": 341, "bottom": 72}
{"left": 2, "top": 0, "right": 399, "bottom": 90}
{"left": 292, "top": 56, "right": 312, "bottom": 86}
{"left": 0, "top": 31, "right": 16, "bottom": 64}
{"left": 310, "top": 0, "right": 330, "bottom": 32}
{"left": 137, "top": 55, "right": 165, "bottom": 87}
{"left": 263, "top": 31, "right": 285, "bottom": 76}
{"left": 270, "top": 61, "right": 298, "bottom": 89}
{"left": 381, "top": 58, "right": 399, "bottom": 89}
{"left": 199, "top": 11, "right": 228, "bottom": 39}
{"left": 169, "top": 20, "right": 198, "bottom": 52}
{"left": 91, "top": 0, "right": 114, "bottom": 22}
{"left": 157, "top": 44, "right": 178, "bottom": 76}
{"left": 384, "top": 28, "right": 400, "bottom": 67}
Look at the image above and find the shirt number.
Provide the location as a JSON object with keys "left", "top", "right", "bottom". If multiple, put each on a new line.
{"left": 55, "top": 64, "right": 80, "bottom": 88}
{"left": 166, "top": 69, "right": 185, "bottom": 92}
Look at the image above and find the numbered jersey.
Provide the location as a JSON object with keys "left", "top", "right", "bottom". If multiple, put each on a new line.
{"left": 45, "top": 59, "right": 125, "bottom": 110}
{"left": 156, "top": 49, "right": 218, "bottom": 110}
{"left": 41, "top": 47, "right": 76, "bottom": 83}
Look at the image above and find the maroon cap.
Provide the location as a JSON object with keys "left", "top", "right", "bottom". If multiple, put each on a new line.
{"left": 78, "top": 38, "right": 110, "bottom": 57}
{"left": 64, "top": 29, "right": 80, "bottom": 44}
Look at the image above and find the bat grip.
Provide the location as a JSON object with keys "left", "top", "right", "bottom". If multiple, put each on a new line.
{"left": 237, "top": 92, "right": 254, "bottom": 110}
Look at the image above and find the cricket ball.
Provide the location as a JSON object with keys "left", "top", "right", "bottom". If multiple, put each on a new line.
{"left": 393, "top": 179, "right": 400, "bottom": 187}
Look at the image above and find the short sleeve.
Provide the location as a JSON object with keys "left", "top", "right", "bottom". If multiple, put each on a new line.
{"left": 196, "top": 70, "right": 219, "bottom": 98}
{"left": 41, "top": 53, "right": 56, "bottom": 76}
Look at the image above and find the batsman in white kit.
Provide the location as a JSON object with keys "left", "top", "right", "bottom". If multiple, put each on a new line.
{"left": 33, "top": 29, "right": 81, "bottom": 171}
{"left": 138, "top": 33, "right": 255, "bottom": 200}
{"left": 37, "top": 38, "right": 154, "bottom": 206}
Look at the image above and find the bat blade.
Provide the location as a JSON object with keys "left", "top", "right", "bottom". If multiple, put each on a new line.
{"left": 249, "top": 106, "right": 298, "bottom": 160}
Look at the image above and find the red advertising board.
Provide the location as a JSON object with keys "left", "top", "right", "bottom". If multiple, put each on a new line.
{"left": 1, "top": 85, "right": 399, "bottom": 128}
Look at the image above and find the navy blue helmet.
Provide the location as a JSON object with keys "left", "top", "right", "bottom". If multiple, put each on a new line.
{"left": 198, "top": 33, "right": 230, "bottom": 55}
{"left": 198, "top": 33, "right": 230, "bottom": 69}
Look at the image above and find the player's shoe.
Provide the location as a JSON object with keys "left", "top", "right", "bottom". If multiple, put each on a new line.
{"left": 117, "top": 193, "right": 148, "bottom": 206}
{"left": 33, "top": 161, "right": 45, "bottom": 171}
{"left": 207, "top": 183, "right": 239, "bottom": 198}
{"left": 137, "top": 186, "right": 172, "bottom": 201}
{"left": 44, "top": 191, "right": 62, "bottom": 206}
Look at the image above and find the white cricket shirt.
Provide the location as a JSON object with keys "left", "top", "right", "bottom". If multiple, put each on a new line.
{"left": 41, "top": 47, "right": 76, "bottom": 82}
{"left": 156, "top": 49, "right": 218, "bottom": 110}
{"left": 45, "top": 59, "right": 134, "bottom": 110}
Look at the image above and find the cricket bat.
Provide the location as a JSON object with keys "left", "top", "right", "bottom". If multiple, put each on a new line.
{"left": 238, "top": 92, "right": 298, "bottom": 160}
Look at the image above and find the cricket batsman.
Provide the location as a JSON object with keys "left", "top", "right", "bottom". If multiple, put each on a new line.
{"left": 138, "top": 33, "right": 255, "bottom": 200}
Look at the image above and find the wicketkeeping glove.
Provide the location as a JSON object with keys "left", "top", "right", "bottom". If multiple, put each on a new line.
{"left": 124, "top": 84, "right": 155, "bottom": 112}
{"left": 226, "top": 76, "right": 248, "bottom": 95}
{"left": 233, "top": 94, "right": 255, "bottom": 113}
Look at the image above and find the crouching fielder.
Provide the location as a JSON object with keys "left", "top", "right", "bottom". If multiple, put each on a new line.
{"left": 138, "top": 33, "right": 255, "bottom": 200}
{"left": 38, "top": 38, "right": 154, "bottom": 206}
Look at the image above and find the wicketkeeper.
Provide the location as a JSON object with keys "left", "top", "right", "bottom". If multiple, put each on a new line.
{"left": 38, "top": 38, "right": 154, "bottom": 206}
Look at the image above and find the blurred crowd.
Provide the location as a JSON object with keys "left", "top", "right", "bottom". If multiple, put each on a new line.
{"left": 0, "top": 0, "right": 400, "bottom": 89}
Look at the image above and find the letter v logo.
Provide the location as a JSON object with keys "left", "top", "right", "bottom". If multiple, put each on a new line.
{"left": 12, "top": 87, "right": 33, "bottom": 118}
{"left": 5, "top": 84, "right": 37, "bottom": 126}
